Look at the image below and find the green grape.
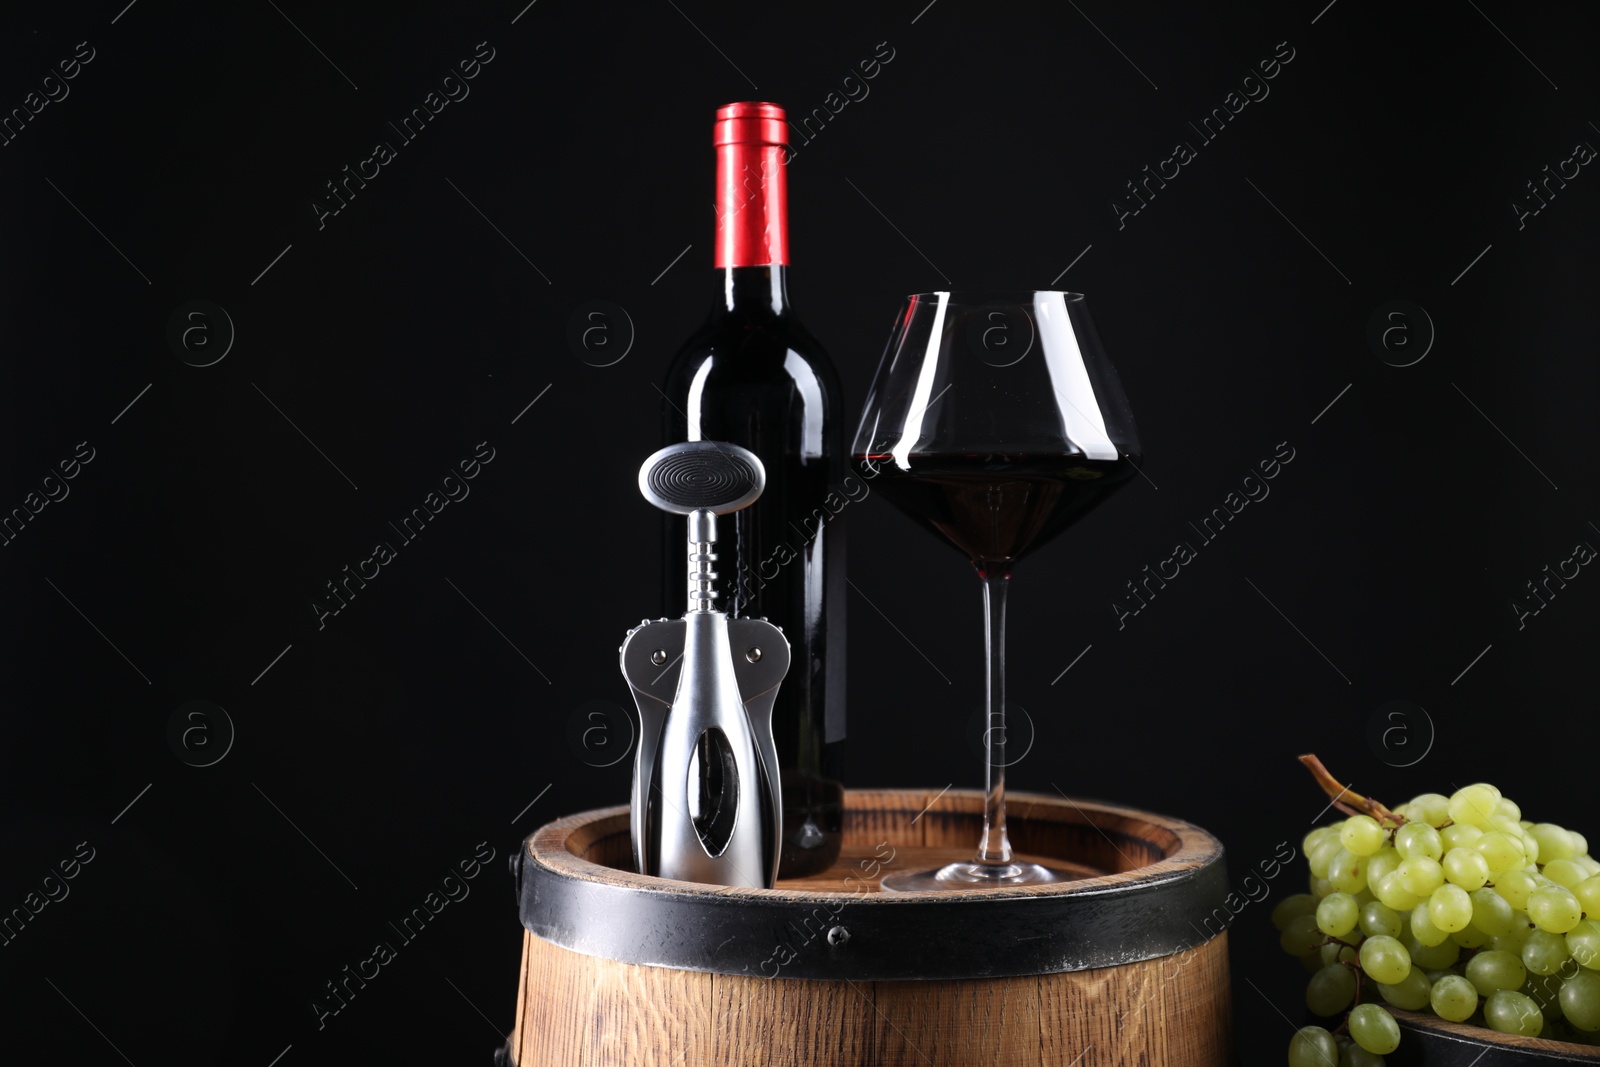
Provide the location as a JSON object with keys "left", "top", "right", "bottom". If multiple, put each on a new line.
{"left": 1441, "top": 847, "right": 1489, "bottom": 891}
{"left": 1530, "top": 886, "right": 1583, "bottom": 934}
{"left": 1497, "top": 869, "right": 1538, "bottom": 911}
{"left": 1348, "top": 1003, "right": 1401, "bottom": 1055}
{"left": 1320, "top": 939, "right": 1360, "bottom": 967}
{"left": 1273, "top": 893, "right": 1319, "bottom": 931}
{"left": 1562, "top": 971, "right": 1600, "bottom": 1031}
{"left": 1341, "top": 815, "right": 1387, "bottom": 857}
{"left": 1360, "top": 934, "right": 1412, "bottom": 984}
{"left": 1397, "top": 856, "right": 1444, "bottom": 896}
{"left": 1449, "top": 784, "right": 1500, "bottom": 828}
{"left": 1484, "top": 989, "right": 1544, "bottom": 1037}
{"left": 1328, "top": 849, "right": 1367, "bottom": 895}
{"left": 1396, "top": 821, "right": 1443, "bottom": 861}
{"left": 1567, "top": 919, "right": 1600, "bottom": 970}
{"left": 1305, "top": 838, "right": 1344, "bottom": 883}
{"left": 1361, "top": 901, "right": 1402, "bottom": 939}
{"left": 1475, "top": 831, "right": 1526, "bottom": 874}
{"left": 1374, "top": 873, "right": 1421, "bottom": 911}
{"left": 1281, "top": 913, "right": 1326, "bottom": 956}
{"left": 1488, "top": 912, "right": 1532, "bottom": 952}
{"left": 1377, "top": 965, "right": 1433, "bottom": 1010}
{"left": 1338, "top": 1041, "right": 1385, "bottom": 1067}
{"left": 1430, "top": 973, "right": 1479, "bottom": 1022}
{"left": 1310, "top": 837, "right": 1344, "bottom": 878}
{"left": 1523, "top": 929, "right": 1573, "bottom": 976}
{"left": 1406, "top": 933, "right": 1461, "bottom": 970}
{"left": 1469, "top": 887, "right": 1518, "bottom": 936}
{"left": 1496, "top": 797, "right": 1523, "bottom": 822}
{"left": 1441, "top": 823, "right": 1484, "bottom": 851}
{"left": 1466, "top": 949, "right": 1527, "bottom": 995}
{"left": 1429, "top": 884, "right": 1474, "bottom": 932}
{"left": 1409, "top": 792, "right": 1451, "bottom": 827}
{"left": 1574, "top": 876, "right": 1600, "bottom": 918}
{"left": 1317, "top": 893, "right": 1360, "bottom": 937}
{"left": 1365, "top": 847, "right": 1402, "bottom": 885}
{"left": 1304, "top": 825, "right": 1340, "bottom": 856}
{"left": 1310, "top": 876, "right": 1335, "bottom": 900}
{"left": 1451, "top": 925, "right": 1492, "bottom": 948}
{"left": 1409, "top": 903, "right": 1450, "bottom": 947}
{"left": 1289, "top": 1025, "right": 1340, "bottom": 1067}
{"left": 1306, "top": 963, "right": 1357, "bottom": 1016}
{"left": 1530, "top": 823, "right": 1577, "bottom": 864}
{"left": 1488, "top": 814, "right": 1527, "bottom": 839}
{"left": 1525, "top": 971, "right": 1566, "bottom": 1019}
{"left": 1522, "top": 833, "right": 1540, "bottom": 865}
{"left": 1545, "top": 858, "right": 1588, "bottom": 890}
{"left": 1572, "top": 831, "right": 1590, "bottom": 856}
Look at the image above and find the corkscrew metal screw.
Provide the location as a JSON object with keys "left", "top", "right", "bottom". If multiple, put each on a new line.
{"left": 620, "top": 441, "right": 789, "bottom": 888}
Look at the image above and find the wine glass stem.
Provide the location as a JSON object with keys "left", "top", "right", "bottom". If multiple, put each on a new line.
{"left": 975, "top": 570, "right": 1013, "bottom": 866}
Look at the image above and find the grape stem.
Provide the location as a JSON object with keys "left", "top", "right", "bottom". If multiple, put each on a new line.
{"left": 1330, "top": 956, "right": 1364, "bottom": 1036}
{"left": 1298, "top": 753, "right": 1406, "bottom": 826}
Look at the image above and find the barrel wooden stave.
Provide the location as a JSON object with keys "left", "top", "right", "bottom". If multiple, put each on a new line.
{"left": 513, "top": 929, "right": 1232, "bottom": 1066}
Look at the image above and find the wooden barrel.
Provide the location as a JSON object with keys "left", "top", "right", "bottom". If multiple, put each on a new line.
{"left": 502, "top": 787, "right": 1234, "bottom": 1067}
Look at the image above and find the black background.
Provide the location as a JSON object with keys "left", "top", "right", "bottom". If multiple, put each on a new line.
{"left": 1, "top": 0, "right": 1595, "bottom": 1064}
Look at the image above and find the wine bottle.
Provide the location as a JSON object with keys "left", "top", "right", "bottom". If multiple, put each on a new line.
{"left": 661, "top": 101, "right": 844, "bottom": 878}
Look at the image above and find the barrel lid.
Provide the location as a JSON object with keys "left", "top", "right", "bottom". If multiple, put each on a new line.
{"left": 514, "top": 788, "right": 1231, "bottom": 982}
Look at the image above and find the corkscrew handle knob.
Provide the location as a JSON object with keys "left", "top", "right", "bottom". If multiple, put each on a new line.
{"left": 637, "top": 441, "right": 765, "bottom": 614}
{"left": 636, "top": 440, "right": 766, "bottom": 517}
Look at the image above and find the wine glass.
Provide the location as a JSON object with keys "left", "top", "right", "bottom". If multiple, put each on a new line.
{"left": 853, "top": 291, "right": 1143, "bottom": 890}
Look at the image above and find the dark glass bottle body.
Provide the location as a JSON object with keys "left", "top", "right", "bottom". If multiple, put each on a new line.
{"left": 662, "top": 265, "right": 844, "bottom": 878}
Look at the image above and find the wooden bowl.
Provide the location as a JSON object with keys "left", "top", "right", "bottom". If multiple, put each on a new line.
{"left": 1387, "top": 1008, "right": 1600, "bottom": 1064}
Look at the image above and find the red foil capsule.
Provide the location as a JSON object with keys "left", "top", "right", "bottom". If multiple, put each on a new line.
{"left": 713, "top": 101, "right": 789, "bottom": 268}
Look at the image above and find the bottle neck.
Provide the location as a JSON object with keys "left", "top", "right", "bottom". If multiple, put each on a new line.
{"left": 714, "top": 139, "right": 788, "bottom": 271}
{"left": 712, "top": 106, "right": 791, "bottom": 319}
{"left": 718, "top": 265, "right": 789, "bottom": 317}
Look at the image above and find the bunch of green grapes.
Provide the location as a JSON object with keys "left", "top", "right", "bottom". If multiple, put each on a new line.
{"left": 1274, "top": 780, "right": 1600, "bottom": 1066}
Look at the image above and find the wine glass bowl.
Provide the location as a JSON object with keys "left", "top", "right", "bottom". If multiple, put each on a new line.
{"left": 852, "top": 291, "right": 1142, "bottom": 891}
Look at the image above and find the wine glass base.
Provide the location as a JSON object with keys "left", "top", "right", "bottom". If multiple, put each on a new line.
{"left": 880, "top": 860, "right": 1068, "bottom": 892}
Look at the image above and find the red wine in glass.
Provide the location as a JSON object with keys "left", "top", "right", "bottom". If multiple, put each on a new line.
{"left": 854, "top": 452, "right": 1141, "bottom": 570}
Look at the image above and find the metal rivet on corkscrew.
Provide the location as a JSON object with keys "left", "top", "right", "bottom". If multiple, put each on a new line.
{"left": 619, "top": 441, "right": 791, "bottom": 889}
